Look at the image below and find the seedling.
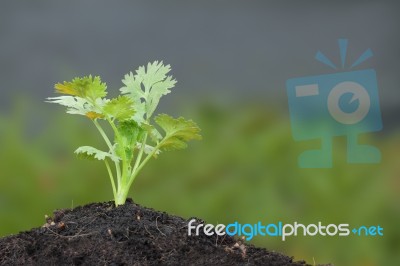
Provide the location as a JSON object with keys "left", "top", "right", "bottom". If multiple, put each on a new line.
{"left": 47, "top": 61, "right": 201, "bottom": 206}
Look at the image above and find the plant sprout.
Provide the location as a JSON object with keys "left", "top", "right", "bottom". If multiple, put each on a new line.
{"left": 47, "top": 61, "right": 201, "bottom": 206}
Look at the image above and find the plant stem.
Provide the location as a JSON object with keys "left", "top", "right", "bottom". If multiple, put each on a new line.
{"left": 105, "top": 116, "right": 128, "bottom": 184}
{"left": 127, "top": 137, "right": 164, "bottom": 189}
{"left": 93, "top": 119, "right": 121, "bottom": 188}
{"left": 115, "top": 186, "right": 130, "bottom": 206}
{"left": 132, "top": 133, "right": 148, "bottom": 173}
{"left": 91, "top": 101, "right": 123, "bottom": 192}
{"left": 103, "top": 116, "right": 135, "bottom": 206}
{"left": 93, "top": 120, "right": 113, "bottom": 150}
{"left": 105, "top": 159, "right": 117, "bottom": 200}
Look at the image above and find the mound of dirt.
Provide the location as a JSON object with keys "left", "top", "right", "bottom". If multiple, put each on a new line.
{"left": 0, "top": 199, "right": 313, "bottom": 265}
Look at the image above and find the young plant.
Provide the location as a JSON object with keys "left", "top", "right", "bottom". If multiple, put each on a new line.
{"left": 47, "top": 61, "right": 201, "bottom": 206}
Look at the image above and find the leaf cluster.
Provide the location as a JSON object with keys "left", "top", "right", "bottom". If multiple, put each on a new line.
{"left": 47, "top": 61, "right": 201, "bottom": 206}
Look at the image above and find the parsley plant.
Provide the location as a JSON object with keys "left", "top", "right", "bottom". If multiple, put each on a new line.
{"left": 47, "top": 61, "right": 201, "bottom": 206}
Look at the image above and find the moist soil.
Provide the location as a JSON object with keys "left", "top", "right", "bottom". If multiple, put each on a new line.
{"left": 0, "top": 199, "right": 319, "bottom": 265}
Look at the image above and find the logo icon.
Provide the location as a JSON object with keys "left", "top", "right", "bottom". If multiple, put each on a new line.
{"left": 286, "top": 39, "right": 382, "bottom": 168}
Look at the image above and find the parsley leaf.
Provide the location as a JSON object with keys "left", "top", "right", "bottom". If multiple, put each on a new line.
{"left": 155, "top": 114, "right": 202, "bottom": 151}
{"left": 75, "top": 146, "right": 120, "bottom": 163}
{"left": 116, "top": 121, "right": 144, "bottom": 161}
{"left": 103, "top": 96, "right": 135, "bottom": 121}
{"left": 46, "top": 96, "right": 108, "bottom": 117}
{"left": 120, "top": 61, "right": 176, "bottom": 121}
{"left": 55, "top": 75, "right": 107, "bottom": 101}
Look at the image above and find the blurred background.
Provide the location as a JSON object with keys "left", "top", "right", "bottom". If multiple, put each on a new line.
{"left": 1, "top": 1, "right": 399, "bottom": 265}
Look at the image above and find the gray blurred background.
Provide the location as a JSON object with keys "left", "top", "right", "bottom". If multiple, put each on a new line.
{"left": 1, "top": 1, "right": 399, "bottom": 265}
{"left": 1, "top": 0, "right": 399, "bottom": 126}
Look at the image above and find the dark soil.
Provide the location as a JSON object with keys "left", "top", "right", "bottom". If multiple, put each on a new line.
{"left": 0, "top": 199, "right": 316, "bottom": 265}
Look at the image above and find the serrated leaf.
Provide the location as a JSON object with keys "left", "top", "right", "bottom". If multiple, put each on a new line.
{"left": 155, "top": 114, "right": 201, "bottom": 151}
{"left": 120, "top": 72, "right": 146, "bottom": 123}
{"left": 147, "top": 75, "right": 176, "bottom": 118}
{"left": 103, "top": 96, "right": 135, "bottom": 121}
{"left": 116, "top": 121, "right": 144, "bottom": 160}
{"left": 120, "top": 61, "right": 176, "bottom": 121}
{"left": 46, "top": 96, "right": 107, "bottom": 118}
{"left": 75, "top": 146, "right": 120, "bottom": 162}
{"left": 46, "top": 96, "right": 91, "bottom": 116}
{"left": 55, "top": 82, "right": 79, "bottom": 96}
{"left": 118, "top": 121, "right": 144, "bottom": 144}
{"left": 55, "top": 75, "right": 107, "bottom": 101}
{"left": 137, "top": 61, "right": 172, "bottom": 89}
{"left": 74, "top": 75, "right": 107, "bottom": 100}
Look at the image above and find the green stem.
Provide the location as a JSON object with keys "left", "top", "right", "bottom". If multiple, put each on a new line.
{"left": 127, "top": 136, "right": 164, "bottom": 189}
{"left": 114, "top": 134, "right": 149, "bottom": 206}
{"left": 132, "top": 133, "right": 148, "bottom": 174}
{"left": 115, "top": 186, "right": 130, "bottom": 206}
{"left": 93, "top": 119, "right": 121, "bottom": 189}
{"left": 105, "top": 116, "right": 128, "bottom": 182}
{"left": 90, "top": 101, "right": 128, "bottom": 206}
{"left": 105, "top": 159, "right": 117, "bottom": 200}
{"left": 93, "top": 120, "right": 113, "bottom": 150}
{"left": 103, "top": 116, "right": 135, "bottom": 207}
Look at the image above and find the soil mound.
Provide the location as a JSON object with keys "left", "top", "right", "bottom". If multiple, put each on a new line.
{"left": 0, "top": 199, "right": 311, "bottom": 265}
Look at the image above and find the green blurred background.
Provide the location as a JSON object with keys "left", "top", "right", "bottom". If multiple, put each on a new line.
{"left": 1, "top": 1, "right": 399, "bottom": 265}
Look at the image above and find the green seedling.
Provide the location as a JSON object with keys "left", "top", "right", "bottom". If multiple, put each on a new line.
{"left": 47, "top": 61, "right": 201, "bottom": 206}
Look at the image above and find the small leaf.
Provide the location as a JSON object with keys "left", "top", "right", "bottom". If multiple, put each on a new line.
{"left": 120, "top": 72, "right": 146, "bottom": 123}
{"left": 72, "top": 75, "right": 107, "bottom": 101}
{"left": 103, "top": 96, "right": 135, "bottom": 121}
{"left": 46, "top": 96, "right": 91, "bottom": 116}
{"left": 155, "top": 114, "right": 201, "bottom": 151}
{"left": 118, "top": 121, "right": 144, "bottom": 145}
{"left": 120, "top": 61, "right": 176, "bottom": 121}
{"left": 55, "top": 82, "right": 79, "bottom": 96}
{"left": 75, "top": 146, "right": 120, "bottom": 163}
{"left": 146, "top": 75, "right": 176, "bottom": 118}
{"left": 55, "top": 75, "right": 107, "bottom": 101}
{"left": 116, "top": 121, "right": 144, "bottom": 161}
{"left": 46, "top": 96, "right": 107, "bottom": 118}
{"left": 137, "top": 61, "right": 174, "bottom": 90}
